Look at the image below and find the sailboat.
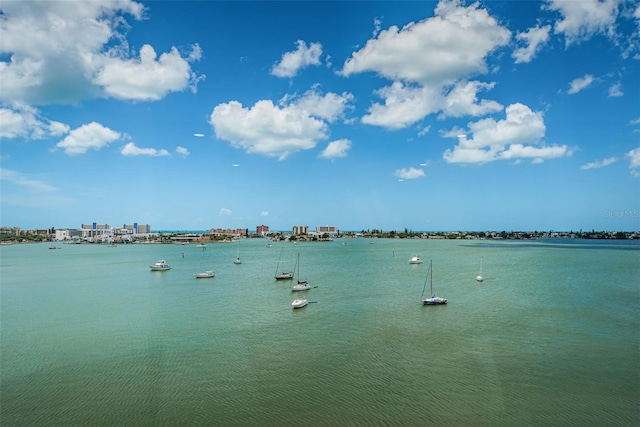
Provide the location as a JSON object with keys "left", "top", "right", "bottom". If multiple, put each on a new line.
{"left": 291, "top": 253, "right": 310, "bottom": 291}
{"left": 420, "top": 260, "right": 447, "bottom": 305}
{"left": 274, "top": 248, "right": 294, "bottom": 280}
{"left": 476, "top": 258, "right": 484, "bottom": 282}
{"left": 233, "top": 239, "right": 242, "bottom": 264}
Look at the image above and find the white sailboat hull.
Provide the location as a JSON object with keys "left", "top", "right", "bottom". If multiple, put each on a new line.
{"left": 421, "top": 296, "right": 447, "bottom": 305}
{"left": 291, "top": 282, "right": 310, "bottom": 291}
{"left": 194, "top": 271, "right": 215, "bottom": 278}
{"left": 292, "top": 298, "right": 308, "bottom": 309}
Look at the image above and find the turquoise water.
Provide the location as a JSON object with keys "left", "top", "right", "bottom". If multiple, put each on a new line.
{"left": 1, "top": 238, "right": 639, "bottom": 425}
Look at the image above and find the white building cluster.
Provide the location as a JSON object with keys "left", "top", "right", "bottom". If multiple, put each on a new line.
{"left": 290, "top": 225, "right": 338, "bottom": 238}
{"left": 54, "top": 222, "right": 153, "bottom": 243}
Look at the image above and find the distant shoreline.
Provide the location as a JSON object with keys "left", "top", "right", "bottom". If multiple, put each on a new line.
{"left": 1, "top": 229, "right": 639, "bottom": 246}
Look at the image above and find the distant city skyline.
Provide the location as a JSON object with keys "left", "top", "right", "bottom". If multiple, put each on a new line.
{"left": 1, "top": 1, "right": 639, "bottom": 232}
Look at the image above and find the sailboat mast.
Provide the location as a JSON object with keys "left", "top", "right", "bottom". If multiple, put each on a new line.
{"left": 275, "top": 248, "right": 282, "bottom": 276}
{"left": 430, "top": 260, "right": 433, "bottom": 296}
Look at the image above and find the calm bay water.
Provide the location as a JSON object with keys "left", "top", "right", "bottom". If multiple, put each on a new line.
{"left": 1, "top": 238, "right": 639, "bottom": 426}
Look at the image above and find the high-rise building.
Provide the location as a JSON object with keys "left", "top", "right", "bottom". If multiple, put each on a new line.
{"left": 292, "top": 225, "right": 308, "bottom": 235}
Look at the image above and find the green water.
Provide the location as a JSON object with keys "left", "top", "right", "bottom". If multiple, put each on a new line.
{"left": 1, "top": 238, "right": 639, "bottom": 425}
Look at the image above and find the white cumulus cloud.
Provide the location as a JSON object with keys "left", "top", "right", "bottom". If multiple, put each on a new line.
{"left": 0, "top": 1, "right": 203, "bottom": 105}
{"left": 394, "top": 167, "right": 425, "bottom": 180}
{"left": 362, "top": 82, "right": 442, "bottom": 130}
{"left": 580, "top": 157, "right": 617, "bottom": 170}
{"left": 341, "top": 0, "right": 510, "bottom": 130}
{"left": 271, "top": 40, "right": 322, "bottom": 78}
{"left": 568, "top": 74, "right": 595, "bottom": 94}
{"left": 284, "top": 86, "right": 354, "bottom": 123}
{"left": 120, "top": 142, "right": 170, "bottom": 157}
{"left": 0, "top": 104, "right": 69, "bottom": 139}
{"left": 209, "top": 89, "right": 353, "bottom": 160}
{"left": 443, "top": 103, "right": 572, "bottom": 164}
{"left": 319, "top": 139, "right": 352, "bottom": 160}
{"left": 626, "top": 147, "right": 640, "bottom": 177}
{"left": 210, "top": 100, "right": 325, "bottom": 160}
{"left": 54, "top": 122, "right": 121, "bottom": 155}
{"left": 440, "top": 80, "right": 503, "bottom": 119}
{"left": 93, "top": 44, "right": 204, "bottom": 101}
{"left": 176, "top": 146, "right": 190, "bottom": 157}
{"left": 341, "top": 0, "right": 511, "bottom": 85}
{"left": 546, "top": 0, "right": 620, "bottom": 46}
{"left": 513, "top": 25, "right": 551, "bottom": 63}
{"left": 608, "top": 82, "right": 623, "bottom": 97}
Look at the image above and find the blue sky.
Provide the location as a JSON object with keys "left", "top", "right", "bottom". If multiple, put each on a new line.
{"left": 1, "top": 0, "right": 639, "bottom": 232}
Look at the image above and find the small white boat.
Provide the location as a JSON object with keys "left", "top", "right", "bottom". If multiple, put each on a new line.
{"left": 409, "top": 255, "right": 422, "bottom": 264}
{"left": 196, "top": 243, "right": 207, "bottom": 248}
{"left": 150, "top": 260, "right": 171, "bottom": 271}
{"left": 292, "top": 298, "right": 308, "bottom": 309}
{"left": 194, "top": 271, "right": 215, "bottom": 278}
{"left": 420, "top": 260, "right": 447, "bottom": 305}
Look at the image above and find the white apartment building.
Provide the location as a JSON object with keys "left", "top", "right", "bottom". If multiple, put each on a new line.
{"left": 316, "top": 225, "right": 337, "bottom": 235}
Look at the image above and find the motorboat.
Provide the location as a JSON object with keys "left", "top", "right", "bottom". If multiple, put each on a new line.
{"left": 292, "top": 298, "right": 308, "bottom": 309}
{"left": 409, "top": 255, "right": 422, "bottom": 264}
{"left": 194, "top": 271, "right": 215, "bottom": 278}
{"left": 150, "top": 260, "right": 171, "bottom": 271}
